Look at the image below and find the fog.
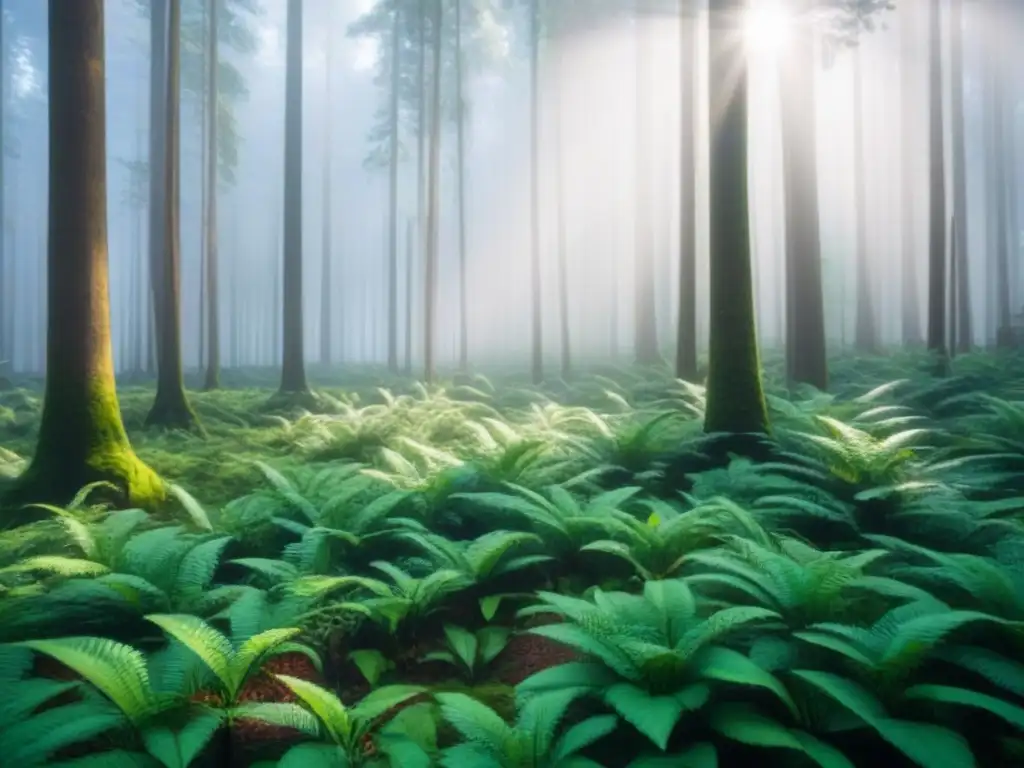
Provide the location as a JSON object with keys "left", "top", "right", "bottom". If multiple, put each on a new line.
{"left": 0, "top": 0, "right": 1020, "bottom": 376}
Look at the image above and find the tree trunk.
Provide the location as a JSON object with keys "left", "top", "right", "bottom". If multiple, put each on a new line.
{"left": 423, "top": 0, "right": 443, "bottom": 384}
{"left": 203, "top": 0, "right": 220, "bottom": 390}
{"left": 0, "top": 0, "right": 6, "bottom": 377}
{"left": 949, "top": 0, "right": 972, "bottom": 352}
{"left": 554, "top": 36, "right": 571, "bottom": 379}
{"left": 320, "top": 12, "right": 334, "bottom": 367}
{"left": 405, "top": 217, "right": 413, "bottom": 373}
{"left": 278, "top": 0, "right": 309, "bottom": 395}
{"left": 5, "top": 0, "right": 164, "bottom": 517}
{"left": 387, "top": 3, "right": 400, "bottom": 373}
{"left": 146, "top": 0, "right": 201, "bottom": 431}
{"left": 529, "top": 0, "right": 543, "bottom": 384}
{"left": 455, "top": 0, "right": 470, "bottom": 371}
{"left": 852, "top": 47, "right": 879, "bottom": 353}
{"left": 779, "top": 0, "right": 827, "bottom": 389}
{"left": 900, "top": 0, "right": 924, "bottom": 345}
{"left": 675, "top": 2, "right": 698, "bottom": 382}
{"left": 147, "top": 0, "right": 166, "bottom": 379}
{"left": 703, "top": 0, "right": 770, "bottom": 435}
{"left": 926, "top": 0, "right": 948, "bottom": 367}
{"left": 634, "top": 4, "right": 659, "bottom": 365}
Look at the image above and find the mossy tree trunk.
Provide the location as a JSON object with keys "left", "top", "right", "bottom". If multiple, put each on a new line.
{"left": 5, "top": 0, "right": 164, "bottom": 517}
{"left": 202, "top": 0, "right": 220, "bottom": 391}
{"left": 147, "top": 0, "right": 201, "bottom": 431}
{"left": 703, "top": 0, "right": 769, "bottom": 436}
{"left": 675, "top": 1, "right": 698, "bottom": 383}
{"left": 278, "top": 0, "right": 310, "bottom": 396}
{"left": 779, "top": 0, "right": 827, "bottom": 390}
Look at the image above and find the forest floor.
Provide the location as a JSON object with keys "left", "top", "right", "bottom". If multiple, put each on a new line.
{"left": 0, "top": 350, "right": 1023, "bottom": 767}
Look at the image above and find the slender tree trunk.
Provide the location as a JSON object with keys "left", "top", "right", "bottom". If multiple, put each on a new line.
{"left": 387, "top": 3, "right": 400, "bottom": 372}
{"left": 147, "top": 0, "right": 201, "bottom": 431}
{"left": 990, "top": 1, "right": 1012, "bottom": 340}
{"left": 320, "top": 13, "right": 334, "bottom": 367}
{"left": 147, "top": 0, "right": 167, "bottom": 379}
{"left": 926, "top": 0, "right": 948, "bottom": 366}
{"left": 203, "top": 0, "right": 220, "bottom": 390}
{"left": 779, "top": 0, "right": 827, "bottom": 389}
{"left": 424, "top": 0, "right": 443, "bottom": 384}
{"left": 703, "top": 0, "right": 769, "bottom": 435}
{"left": 554, "top": 40, "right": 571, "bottom": 380}
{"left": 634, "top": 3, "right": 659, "bottom": 364}
{"left": 414, "top": 1, "right": 427, "bottom": 375}
{"left": 852, "top": 47, "right": 878, "bottom": 353}
{"left": 278, "top": 0, "right": 310, "bottom": 395}
{"left": 6, "top": 0, "right": 163, "bottom": 516}
{"left": 529, "top": 0, "right": 543, "bottom": 384}
{"left": 950, "top": 0, "right": 972, "bottom": 352}
{"left": 0, "top": 0, "right": 6, "bottom": 377}
{"left": 900, "top": 0, "right": 923, "bottom": 345}
{"left": 455, "top": 0, "right": 470, "bottom": 371}
{"left": 675, "top": 2, "right": 698, "bottom": 382}
{"left": 405, "top": 216, "right": 413, "bottom": 372}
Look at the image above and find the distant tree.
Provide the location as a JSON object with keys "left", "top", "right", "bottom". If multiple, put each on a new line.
{"left": 4, "top": 0, "right": 164, "bottom": 517}
{"left": 202, "top": 0, "right": 221, "bottom": 389}
{"left": 147, "top": 0, "right": 202, "bottom": 432}
{"left": 925, "top": 0, "right": 948, "bottom": 369}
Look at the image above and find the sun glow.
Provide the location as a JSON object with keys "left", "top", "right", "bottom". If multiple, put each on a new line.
{"left": 745, "top": 2, "right": 793, "bottom": 55}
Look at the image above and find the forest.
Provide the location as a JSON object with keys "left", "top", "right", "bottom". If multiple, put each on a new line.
{"left": 0, "top": 0, "right": 1022, "bottom": 765}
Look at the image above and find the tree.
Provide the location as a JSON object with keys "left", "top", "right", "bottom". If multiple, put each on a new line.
{"left": 424, "top": 0, "right": 444, "bottom": 383}
{"left": 703, "top": 0, "right": 770, "bottom": 435}
{"left": 146, "top": 0, "right": 202, "bottom": 432}
{"left": 899, "top": 0, "right": 923, "bottom": 345}
{"left": 925, "top": 0, "right": 948, "bottom": 367}
{"left": 276, "top": 0, "right": 311, "bottom": 400}
{"left": 779, "top": 0, "right": 827, "bottom": 389}
{"left": 634, "top": 1, "right": 659, "bottom": 365}
{"left": 321, "top": 3, "right": 336, "bottom": 367}
{"left": 949, "top": 0, "right": 971, "bottom": 352}
{"left": 3, "top": 0, "right": 164, "bottom": 517}
{"left": 528, "top": 0, "right": 542, "bottom": 384}
{"left": 203, "top": 0, "right": 221, "bottom": 389}
{"left": 675, "top": 0, "right": 698, "bottom": 383}
{"left": 852, "top": 44, "right": 879, "bottom": 353}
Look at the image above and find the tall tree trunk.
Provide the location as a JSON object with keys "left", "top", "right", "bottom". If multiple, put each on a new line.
{"left": 456, "top": 0, "right": 470, "bottom": 371}
{"left": 529, "top": 0, "right": 543, "bottom": 384}
{"left": 405, "top": 216, "right": 413, "bottom": 372}
{"left": 950, "top": 0, "right": 972, "bottom": 352}
{"left": 147, "top": 0, "right": 201, "bottom": 431}
{"left": 203, "top": 0, "right": 220, "bottom": 390}
{"left": 852, "top": 47, "right": 878, "bottom": 353}
{"left": 926, "top": 0, "right": 948, "bottom": 367}
{"left": 779, "top": 0, "right": 827, "bottom": 389}
{"left": 900, "top": 0, "right": 923, "bottom": 345}
{"left": 414, "top": 1, "right": 427, "bottom": 375}
{"left": 634, "top": 3, "right": 659, "bottom": 364}
{"left": 320, "top": 12, "right": 334, "bottom": 367}
{"left": 0, "top": 0, "right": 6, "bottom": 377}
{"left": 675, "top": 2, "right": 698, "bottom": 382}
{"left": 6, "top": 0, "right": 163, "bottom": 516}
{"left": 147, "top": 0, "right": 167, "bottom": 379}
{"left": 990, "top": 1, "right": 1012, "bottom": 341}
{"left": 554, "top": 42, "right": 571, "bottom": 380}
{"left": 424, "top": 0, "right": 443, "bottom": 384}
{"left": 703, "top": 0, "right": 770, "bottom": 435}
{"left": 387, "top": 3, "right": 400, "bottom": 372}
{"left": 278, "top": 0, "right": 310, "bottom": 396}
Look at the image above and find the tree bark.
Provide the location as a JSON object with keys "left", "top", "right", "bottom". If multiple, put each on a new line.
{"left": 529, "top": 0, "right": 543, "bottom": 384}
{"left": 278, "top": 0, "right": 310, "bottom": 395}
{"left": 949, "top": 0, "right": 972, "bottom": 352}
{"left": 5, "top": 0, "right": 164, "bottom": 517}
{"left": 779, "top": 0, "right": 827, "bottom": 389}
{"left": 146, "top": 0, "right": 201, "bottom": 431}
{"left": 203, "top": 0, "right": 220, "bottom": 390}
{"left": 852, "top": 47, "right": 879, "bottom": 353}
{"left": 703, "top": 0, "right": 770, "bottom": 435}
{"left": 387, "top": 2, "right": 400, "bottom": 373}
{"left": 926, "top": 0, "right": 948, "bottom": 366}
{"left": 900, "top": 0, "right": 924, "bottom": 345}
{"left": 320, "top": 7, "right": 334, "bottom": 367}
{"left": 675, "top": 1, "right": 698, "bottom": 382}
{"left": 424, "top": 0, "right": 443, "bottom": 384}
